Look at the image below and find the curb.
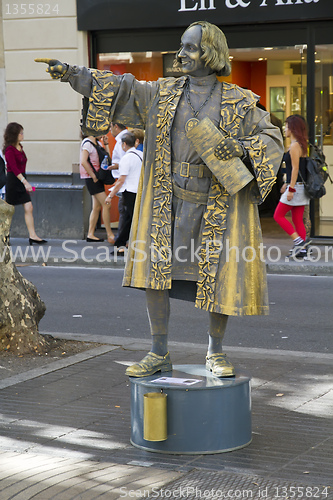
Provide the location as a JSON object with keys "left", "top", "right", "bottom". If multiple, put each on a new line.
{"left": 17, "top": 257, "right": 126, "bottom": 268}
{"left": 0, "top": 345, "right": 119, "bottom": 390}
{"left": 14, "top": 259, "right": 333, "bottom": 276}
{"left": 41, "top": 332, "right": 333, "bottom": 363}
{"left": 266, "top": 262, "right": 333, "bottom": 275}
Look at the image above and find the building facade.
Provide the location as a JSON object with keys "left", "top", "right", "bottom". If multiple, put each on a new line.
{"left": 1, "top": 0, "right": 333, "bottom": 238}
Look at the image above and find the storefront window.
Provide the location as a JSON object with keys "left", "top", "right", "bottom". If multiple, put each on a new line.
{"left": 96, "top": 52, "right": 164, "bottom": 81}
{"left": 315, "top": 45, "right": 333, "bottom": 147}
{"left": 224, "top": 46, "right": 307, "bottom": 120}
{"left": 314, "top": 45, "right": 333, "bottom": 236}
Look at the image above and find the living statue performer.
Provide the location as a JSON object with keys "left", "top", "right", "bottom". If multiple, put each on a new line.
{"left": 36, "top": 21, "right": 283, "bottom": 378}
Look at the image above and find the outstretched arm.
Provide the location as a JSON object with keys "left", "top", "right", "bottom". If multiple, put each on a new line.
{"left": 35, "top": 58, "right": 156, "bottom": 134}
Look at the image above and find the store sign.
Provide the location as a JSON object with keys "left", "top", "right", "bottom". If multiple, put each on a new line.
{"left": 76, "top": 0, "right": 331, "bottom": 31}
{"left": 179, "top": 0, "right": 318, "bottom": 9}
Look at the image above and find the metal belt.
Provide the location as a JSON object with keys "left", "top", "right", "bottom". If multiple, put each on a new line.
{"left": 172, "top": 161, "right": 211, "bottom": 178}
{"left": 172, "top": 182, "right": 209, "bottom": 205}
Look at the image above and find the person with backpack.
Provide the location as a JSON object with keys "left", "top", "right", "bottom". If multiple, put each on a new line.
{"left": 3, "top": 122, "right": 47, "bottom": 244}
{"left": 273, "top": 114, "right": 311, "bottom": 258}
{"left": 80, "top": 133, "right": 115, "bottom": 243}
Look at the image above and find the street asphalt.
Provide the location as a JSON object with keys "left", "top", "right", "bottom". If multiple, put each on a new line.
{"left": 17, "top": 268, "right": 333, "bottom": 354}
{"left": 0, "top": 233, "right": 332, "bottom": 499}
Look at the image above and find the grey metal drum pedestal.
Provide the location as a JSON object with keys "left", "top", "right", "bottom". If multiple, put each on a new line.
{"left": 130, "top": 365, "right": 251, "bottom": 454}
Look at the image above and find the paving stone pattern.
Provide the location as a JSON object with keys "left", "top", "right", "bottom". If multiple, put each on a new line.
{"left": 157, "top": 470, "right": 333, "bottom": 500}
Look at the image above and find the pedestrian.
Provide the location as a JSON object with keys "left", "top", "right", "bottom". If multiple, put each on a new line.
{"left": 3, "top": 122, "right": 47, "bottom": 245}
{"left": 80, "top": 133, "right": 115, "bottom": 243}
{"left": 105, "top": 132, "right": 143, "bottom": 255}
{"left": 108, "top": 122, "right": 128, "bottom": 245}
{"left": 273, "top": 114, "right": 311, "bottom": 258}
{"left": 36, "top": 21, "right": 283, "bottom": 378}
{"left": 132, "top": 128, "right": 144, "bottom": 152}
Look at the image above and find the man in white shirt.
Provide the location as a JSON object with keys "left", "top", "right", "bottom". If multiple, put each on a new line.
{"left": 106, "top": 132, "right": 143, "bottom": 253}
{"left": 109, "top": 122, "right": 127, "bottom": 177}
{"left": 109, "top": 122, "right": 128, "bottom": 241}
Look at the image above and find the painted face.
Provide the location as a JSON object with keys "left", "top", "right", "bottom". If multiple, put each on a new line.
{"left": 178, "top": 25, "right": 211, "bottom": 77}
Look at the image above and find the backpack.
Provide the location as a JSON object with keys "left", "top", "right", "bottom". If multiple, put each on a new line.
{"left": 82, "top": 139, "right": 114, "bottom": 185}
{"left": 83, "top": 139, "right": 111, "bottom": 166}
{"left": 300, "top": 144, "right": 332, "bottom": 199}
{"left": 0, "top": 155, "right": 6, "bottom": 189}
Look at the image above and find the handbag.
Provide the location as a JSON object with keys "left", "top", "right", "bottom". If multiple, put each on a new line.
{"left": 97, "top": 163, "right": 115, "bottom": 185}
{"left": 299, "top": 144, "right": 332, "bottom": 199}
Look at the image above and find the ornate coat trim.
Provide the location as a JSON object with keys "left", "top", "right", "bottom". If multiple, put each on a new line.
{"left": 148, "top": 77, "right": 187, "bottom": 289}
{"left": 196, "top": 181, "right": 229, "bottom": 311}
{"left": 86, "top": 70, "right": 117, "bottom": 134}
{"left": 219, "top": 83, "right": 258, "bottom": 136}
{"left": 244, "top": 136, "right": 277, "bottom": 203}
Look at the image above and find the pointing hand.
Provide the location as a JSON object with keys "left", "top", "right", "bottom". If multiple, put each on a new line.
{"left": 35, "top": 58, "right": 68, "bottom": 79}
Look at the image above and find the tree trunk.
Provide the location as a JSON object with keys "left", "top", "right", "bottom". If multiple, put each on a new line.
{"left": 0, "top": 199, "right": 46, "bottom": 354}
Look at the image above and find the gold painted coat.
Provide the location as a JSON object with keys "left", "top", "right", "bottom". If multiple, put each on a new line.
{"left": 64, "top": 68, "right": 284, "bottom": 316}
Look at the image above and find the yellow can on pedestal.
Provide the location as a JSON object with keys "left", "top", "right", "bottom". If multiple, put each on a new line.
{"left": 143, "top": 392, "right": 167, "bottom": 442}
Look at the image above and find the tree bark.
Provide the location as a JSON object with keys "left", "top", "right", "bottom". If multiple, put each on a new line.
{"left": 0, "top": 199, "right": 46, "bottom": 354}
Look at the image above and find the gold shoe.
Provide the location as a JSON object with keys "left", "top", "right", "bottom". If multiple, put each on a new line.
{"left": 125, "top": 351, "right": 172, "bottom": 378}
{"left": 206, "top": 353, "right": 235, "bottom": 378}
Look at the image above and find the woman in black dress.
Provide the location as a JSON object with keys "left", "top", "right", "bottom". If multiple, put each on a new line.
{"left": 3, "top": 122, "right": 47, "bottom": 245}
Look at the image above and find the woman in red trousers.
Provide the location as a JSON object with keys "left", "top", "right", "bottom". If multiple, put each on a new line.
{"left": 274, "top": 114, "right": 310, "bottom": 258}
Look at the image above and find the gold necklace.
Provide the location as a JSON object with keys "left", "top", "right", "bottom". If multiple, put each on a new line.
{"left": 184, "top": 78, "right": 218, "bottom": 134}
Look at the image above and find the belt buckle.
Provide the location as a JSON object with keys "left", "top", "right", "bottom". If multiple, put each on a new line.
{"left": 180, "top": 162, "right": 190, "bottom": 177}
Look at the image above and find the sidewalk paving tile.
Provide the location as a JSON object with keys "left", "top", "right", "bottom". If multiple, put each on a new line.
{"left": 0, "top": 453, "right": 179, "bottom": 499}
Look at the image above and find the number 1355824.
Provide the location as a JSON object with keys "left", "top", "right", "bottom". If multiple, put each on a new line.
{"left": 5, "top": 4, "right": 59, "bottom": 16}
